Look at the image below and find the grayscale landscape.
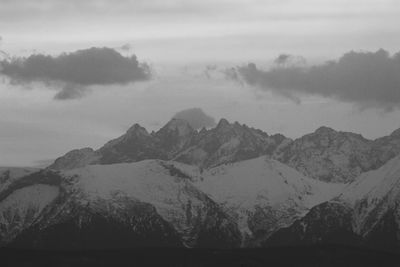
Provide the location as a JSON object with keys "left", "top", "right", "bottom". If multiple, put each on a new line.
{"left": 1, "top": 0, "right": 400, "bottom": 266}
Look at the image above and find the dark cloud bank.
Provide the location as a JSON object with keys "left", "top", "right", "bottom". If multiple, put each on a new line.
{"left": 0, "top": 47, "right": 151, "bottom": 99}
{"left": 173, "top": 108, "right": 216, "bottom": 129}
{"left": 237, "top": 49, "right": 400, "bottom": 110}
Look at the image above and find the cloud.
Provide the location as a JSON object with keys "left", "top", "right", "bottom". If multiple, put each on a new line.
{"left": 119, "top": 43, "right": 132, "bottom": 52}
{"left": 0, "top": 47, "right": 151, "bottom": 99}
{"left": 53, "top": 84, "right": 87, "bottom": 100}
{"left": 273, "top": 54, "right": 307, "bottom": 67}
{"left": 222, "top": 67, "right": 244, "bottom": 86}
{"left": 238, "top": 49, "right": 400, "bottom": 110}
{"left": 172, "top": 108, "right": 216, "bottom": 129}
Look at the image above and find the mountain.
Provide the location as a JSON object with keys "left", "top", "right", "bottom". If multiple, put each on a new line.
{"left": 194, "top": 156, "right": 343, "bottom": 246}
{"left": 49, "top": 118, "right": 400, "bottom": 184}
{"left": 173, "top": 119, "right": 290, "bottom": 168}
{"left": 0, "top": 170, "right": 62, "bottom": 244}
{"left": 0, "top": 167, "right": 39, "bottom": 193}
{"left": 48, "top": 118, "right": 291, "bottom": 171}
{"left": 3, "top": 117, "right": 400, "bottom": 251}
{"left": 264, "top": 155, "right": 400, "bottom": 251}
{"left": 274, "top": 126, "right": 400, "bottom": 183}
{"left": 371, "top": 127, "right": 400, "bottom": 169}
{"left": 1, "top": 161, "right": 242, "bottom": 249}
{"left": 0, "top": 156, "right": 341, "bottom": 248}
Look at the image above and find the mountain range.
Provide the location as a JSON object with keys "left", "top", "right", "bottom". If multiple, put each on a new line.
{"left": 1, "top": 118, "right": 400, "bottom": 251}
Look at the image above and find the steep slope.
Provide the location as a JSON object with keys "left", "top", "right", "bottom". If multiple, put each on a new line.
{"left": 10, "top": 196, "right": 184, "bottom": 249}
{"left": 0, "top": 184, "right": 60, "bottom": 244}
{"left": 49, "top": 117, "right": 400, "bottom": 184}
{"left": 274, "top": 126, "right": 400, "bottom": 183}
{"left": 48, "top": 148, "right": 100, "bottom": 171}
{"left": 62, "top": 160, "right": 242, "bottom": 248}
{"left": 0, "top": 167, "right": 39, "bottom": 192}
{"left": 97, "top": 123, "right": 165, "bottom": 164}
{"left": 340, "top": 155, "right": 400, "bottom": 240}
{"left": 0, "top": 170, "right": 64, "bottom": 245}
{"left": 193, "top": 156, "right": 343, "bottom": 245}
{"left": 174, "top": 119, "right": 290, "bottom": 168}
{"left": 264, "top": 155, "right": 400, "bottom": 250}
{"left": 273, "top": 127, "right": 373, "bottom": 183}
{"left": 48, "top": 118, "right": 290, "bottom": 171}
{"left": 371, "top": 127, "right": 400, "bottom": 169}
{"left": 1, "top": 160, "right": 241, "bottom": 249}
{"left": 1, "top": 157, "right": 343, "bottom": 249}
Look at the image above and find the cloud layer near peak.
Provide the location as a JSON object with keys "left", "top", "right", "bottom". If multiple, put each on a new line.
{"left": 0, "top": 47, "right": 151, "bottom": 100}
{"left": 172, "top": 108, "right": 216, "bottom": 129}
{"left": 238, "top": 49, "right": 400, "bottom": 110}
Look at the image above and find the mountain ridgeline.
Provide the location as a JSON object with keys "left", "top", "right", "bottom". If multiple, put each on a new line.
{"left": 1, "top": 118, "right": 400, "bottom": 251}
{"left": 49, "top": 118, "right": 400, "bottom": 183}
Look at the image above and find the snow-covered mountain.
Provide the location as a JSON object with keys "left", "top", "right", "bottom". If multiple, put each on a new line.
{"left": 1, "top": 160, "right": 242, "bottom": 249}
{"left": 274, "top": 126, "right": 400, "bottom": 183}
{"left": 0, "top": 156, "right": 341, "bottom": 248}
{"left": 0, "top": 167, "right": 39, "bottom": 194}
{"left": 49, "top": 118, "right": 291, "bottom": 171}
{"left": 194, "top": 156, "right": 343, "bottom": 246}
{"left": 264, "top": 155, "right": 400, "bottom": 251}
{"left": 49, "top": 118, "right": 400, "bottom": 184}
{"left": 2, "top": 117, "right": 400, "bottom": 250}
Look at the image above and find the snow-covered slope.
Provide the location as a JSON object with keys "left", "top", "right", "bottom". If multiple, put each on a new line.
{"left": 194, "top": 156, "right": 343, "bottom": 244}
{"left": 0, "top": 184, "right": 59, "bottom": 244}
{"left": 1, "top": 160, "right": 242, "bottom": 248}
{"left": 63, "top": 160, "right": 241, "bottom": 247}
{"left": 264, "top": 155, "right": 400, "bottom": 250}
{"left": 0, "top": 157, "right": 344, "bottom": 248}
{"left": 0, "top": 167, "right": 39, "bottom": 192}
{"left": 339, "top": 155, "right": 400, "bottom": 236}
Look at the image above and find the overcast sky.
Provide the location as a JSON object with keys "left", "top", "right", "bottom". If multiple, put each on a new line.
{"left": 1, "top": 0, "right": 400, "bottom": 166}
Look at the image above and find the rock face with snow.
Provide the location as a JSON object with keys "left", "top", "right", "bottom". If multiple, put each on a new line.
{"left": 48, "top": 118, "right": 291, "bottom": 171}
{"left": 49, "top": 118, "right": 400, "bottom": 184}
{"left": 264, "top": 155, "right": 400, "bottom": 251}
{"left": 194, "top": 156, "right": 343, "bottom": 246}
{"left": 0, "top": 157, "right": 340, "bottom": 248}
{"left": 274, "top": 126, "right": 400, "bottom": 183}
{"left": 2, "top": 117, "right": 400, "bottom": 251}
{"left": 273, "top": 127, "right": 374, "bottom": 183}
{"left": 0, "top": 167, "right": 39, "bottom": 192}
{"left": 0, "top": 170, "right": 62, "bottom": 244}
{"left": 1, "top": 161, "right": 242, "bottom": 248}
{"left": 174, "top": 120, "right": 290, "bottom": 168}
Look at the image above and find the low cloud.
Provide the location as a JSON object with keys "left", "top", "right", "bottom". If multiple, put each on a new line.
{"left": 173, "top": 108, "right": 216, "bottom": 129}
{"left": 119, "top": 43, "right": 132, "bottom": 52}
{"left": 238, "top": 49, "right": 400, "bottom": 110}
{"left": 53, "top": 84, "right": 87, "bottom": 100}
{"left": 0, "top": 47, "right": 151, "bottom": 100}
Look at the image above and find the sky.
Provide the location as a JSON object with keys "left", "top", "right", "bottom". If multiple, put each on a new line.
{"left": 0, "top": 0, "right": 400, "bottom": 166}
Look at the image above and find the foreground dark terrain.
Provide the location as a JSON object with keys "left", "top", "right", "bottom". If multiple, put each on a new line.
{"left": 2, "top": 246, "right": 400, "bottom": 267}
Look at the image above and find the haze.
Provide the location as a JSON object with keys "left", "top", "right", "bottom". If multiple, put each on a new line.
{"left": 0, "top": 0, "right": 399, "bottom": 166}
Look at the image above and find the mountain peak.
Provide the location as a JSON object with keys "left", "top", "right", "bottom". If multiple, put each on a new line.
{"left": 314, "top": 126, "right": 337, "bottom": 135}
{"left": 216, "top": 118, "right": 230, "bottom": 128}
{"left": 126, "top": 123, "right": 149, "bottom": 136}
